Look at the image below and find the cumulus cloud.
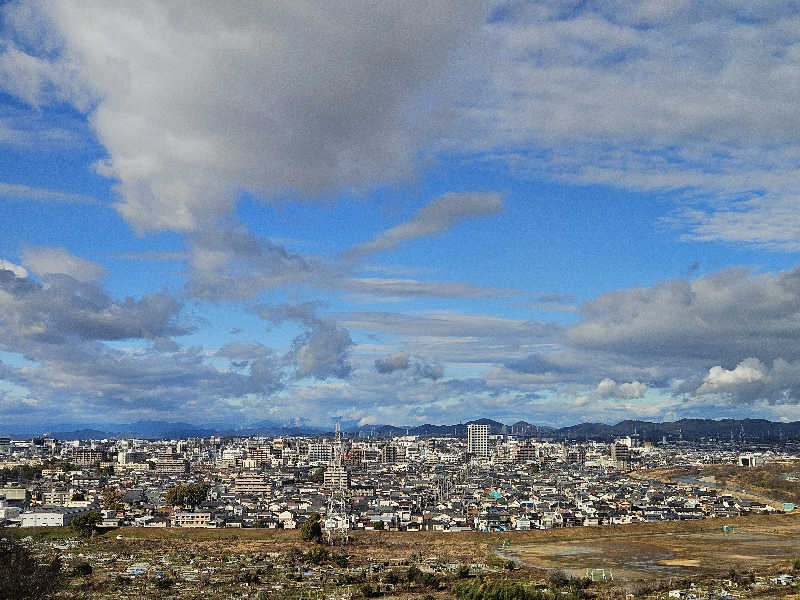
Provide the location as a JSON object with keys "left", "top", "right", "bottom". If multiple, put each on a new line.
{"left": 346, "top": 192, "right": 502, "bottom": 258}
{"left": 21, "top": 246, "right": 107, "bottom": 282}
{"left": 4, "top": 1, "right": 800, "bottom": 253}
{"left": 256, "top": 302, "right": 353, "bottom": 380}
{"left": 0, "top": 267, "right": 287, "bottom": 422}
{"left": 595, "top": 378, "right": 648, "bottom": 399}
{"left": 0, "top": 259, "right": 27, "bottom": 278}
{"left": 691, "top": 357, "right": 800, "bottom": 404}
{"left": 374, "top": 352, "right": 410, "bottom": 374}
{"left": 0, "top": 1, "right": 487, "bottom": 232}
{"left": 696, "top": 358, "right": 767, "bottom": 395}
{"left": 414, "top": 362, "right": 443, "bottom": 380}
{"left": 374, "top": 351, "right": 443, "bottom": 380}
{"left": 567, "top": 265, "right": 800, "bottom": 365}
{"left": 185, "top": 225, "right": 319, "bottom": 301}
{"left": 0, "top": 267, "right": 189, "bottom": 347}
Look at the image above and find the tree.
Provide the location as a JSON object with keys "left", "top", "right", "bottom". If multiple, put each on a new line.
{"left": 186, "top": 483, "right": 210, "bottom": 508}
{"left": 0, "top": 538, "right": 64, "bottom": 600}
{"left": 301, "top": 512, "right": 323, "bottom": 542}
{"left": 308, "top": 466, "right": 326, "bottom": 483}
{"left": 102, "top": 489, "right": 124, "bottom": 512}
{"left": 71, "top": 511, "right": 102, "bottom": 537}
{"left": 373, "top": 520, "right": 385, "bottom": 530}
{"left": 166, "top": 483, "right": 210, "bottom": 509}
{"left": 165, "top": 484, "right": 188, "bottom": 507}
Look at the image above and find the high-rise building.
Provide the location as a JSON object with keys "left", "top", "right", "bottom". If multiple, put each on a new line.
{"left": 610, "top": 441, "right": 631, "bottom": 467}
{"left": 467, "top": 424, "right": 489, "bottom": 458}
{"left": 324, "top": 422, "right": 350, "bottom": 489}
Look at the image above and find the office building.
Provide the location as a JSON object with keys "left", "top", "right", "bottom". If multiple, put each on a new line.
{"left": 467, "top": 424, "right": 489, "bottom": 458}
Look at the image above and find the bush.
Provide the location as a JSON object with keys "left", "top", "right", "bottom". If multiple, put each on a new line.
{"left": 70, "top": 560, "right": 93, "bottom": 577}
{"left": 360, "top": 582, "right": 381, "bottom": 597}
{"left": 407, "top": 565, "right": 422, "bottom": 583}
{"left": 547, "top": 569, "right": 571, "bottom": 588}
{"left": 307, "top": 546, "right": 329, "bottom": 565}
{"left": 0, "top": 538, "right": 64, "bottom": 600}
{"left": 421, "top": 572, "right": 439, "bottom": 589}
{"left": 154, "top": 575, "right": 175, "bottom": 589}
{"left": 333, "top": 554, "right": 349, "bottom": 568}
{"left": 383, "top": 570, "right": 400, "bottom": 584}
{"left": 794, "top": 558, "right": 800, "bottom": 570}
{"left": 456, "top": 564, "right": 471, "bottom": 578}
{"left": 452, "top": 578, "right": 548, "bottom": 600}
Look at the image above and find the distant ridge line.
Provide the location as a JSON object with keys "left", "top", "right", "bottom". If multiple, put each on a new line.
{"left": 4, "top": 417, "right": 800, "bottom": 441}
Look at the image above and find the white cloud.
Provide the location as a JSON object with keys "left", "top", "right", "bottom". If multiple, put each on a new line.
{"left": 595, "top": 378, "right": 648, "bottom": 399}
{"left": 0, "top": 181, "right": 97, "bottom": 204}
{"left": 567, "top": 265, "right": 800, "bottom": 365}
{"left": 697, "top": 358, "right": 767, "bottom": 395}
{"left": 346, "top": 192, "right": 502, "bottom": 258}
{"left": 21, "top": 246, "right": 107, "bottom": 281}
{"left": 0, "top": 1, "right": 487, "bottom": 232}
{"left": 465, "top": 3, "right": 800, "bottom": 250}
{"left": 0, "top": 259, "right": 28, "bottom": 278}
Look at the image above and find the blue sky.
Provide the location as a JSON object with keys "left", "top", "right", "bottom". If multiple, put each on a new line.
{"left": 2, "top": 1, "right": 800, "bottom": 430}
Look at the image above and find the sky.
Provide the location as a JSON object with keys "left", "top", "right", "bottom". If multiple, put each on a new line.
{"left": 2, "top": 1, "right": 800, "bottom": 430}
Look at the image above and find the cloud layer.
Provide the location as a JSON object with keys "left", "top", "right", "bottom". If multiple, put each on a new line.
{"left": 0, "top": 1, "right": 487, "bottom": 232}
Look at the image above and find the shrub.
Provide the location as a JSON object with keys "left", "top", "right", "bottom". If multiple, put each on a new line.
{"left": 154, "top": 575, "right": 175, "bottom": 589}
{"left": 0, "top": 538, "right": 64, "bottom": 600}
{"left": 422, "top": 572, "right": 439, "bottom": 589}
{"left": 70, "top": 560, "right": 93, "bottom": 577}
{"left": 307, "top": 546, "right": 329, "bottom": 565}
{"left": 360, "top": 582, "right": 380, "bottom": 597}
{"left": 407, "top": 565, "right": 422, "bottom": 583}
{"left": 456, "top": 564, "right": 471, "bottom": 578}
{"left": 383, "top": 570, "right": 400, "bottom": 584}
{"left": 547, "top": 569, "right": 571, "bottom": 588}
{"left": 333, "top": 554, "right": 349, "bottom": 568}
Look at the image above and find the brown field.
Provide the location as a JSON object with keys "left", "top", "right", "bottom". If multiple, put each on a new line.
{"left": 7, "top": 514, "right": 800, "bottom": 598}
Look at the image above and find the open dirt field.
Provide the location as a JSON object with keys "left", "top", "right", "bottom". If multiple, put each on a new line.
{"left": 498, "top": 513, "right": 800, "bottom": 581}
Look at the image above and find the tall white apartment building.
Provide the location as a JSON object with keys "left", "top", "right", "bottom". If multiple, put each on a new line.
{"left": 467, "top": 424, "right": 489, "bottom": 458}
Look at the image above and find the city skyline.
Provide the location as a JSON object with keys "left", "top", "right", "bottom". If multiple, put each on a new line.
{"left": 2, "top": 2, "right": 800, "bottom": 429}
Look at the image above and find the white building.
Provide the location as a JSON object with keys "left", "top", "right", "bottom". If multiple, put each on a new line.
{"left": 21, "top": 506, "right": 93, "bottom": 527}
{"left": 0, "top": 498, "right": 20, "bottom": 521}
{"left": 467, "top": 424, "right": 489, "bottom": 458}
{"left": 172, "top": 511, "right": 213, "bottom": 528}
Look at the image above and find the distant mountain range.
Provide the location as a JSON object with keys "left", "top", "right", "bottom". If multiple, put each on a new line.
{"left": 4, "top": 416, "right": 800, "bottom": 441}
